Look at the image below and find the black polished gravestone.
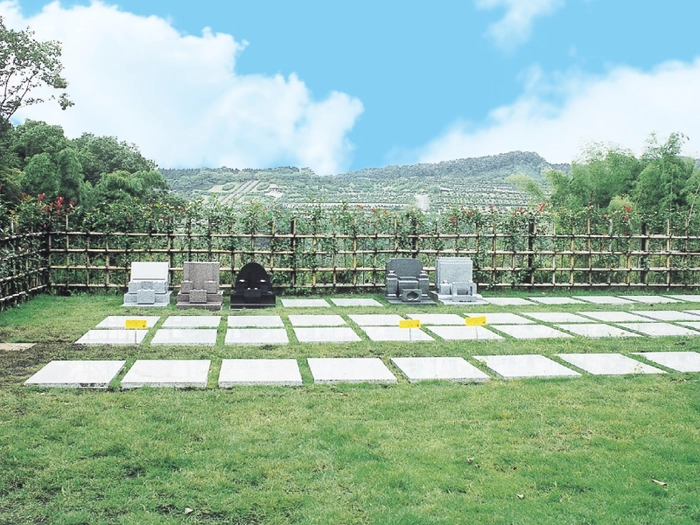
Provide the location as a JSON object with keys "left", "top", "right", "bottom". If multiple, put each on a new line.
{"left": 230, "top": 262, "right": 276, "bottom": 309}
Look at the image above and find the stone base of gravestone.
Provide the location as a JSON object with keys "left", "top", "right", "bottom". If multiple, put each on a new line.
{"left": 122, "top": 262, "right": 171, "bottom": 307}
{"left": 432, "top": 257, "right": 484, "bottom": 305}
{"left": 176, "top": 262, "right": 223, "bottom": 310}
{"left": 384, "top": 258, "right": 435, "bottom": 305}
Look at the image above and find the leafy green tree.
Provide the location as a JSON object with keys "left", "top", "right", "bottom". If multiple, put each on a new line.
{"left": 0, "top": 166, "right": 22, "bottom": 205}
{"left": 56, "top": 147, "right": 85, "bottom": 204}
{"left": 87, "top": 170, "right": 170, "bottom": 206}
{"left": 21, "top": 151, "right": 58, "bottom": 197}
{"left": 506, "top": 173, "right": 546, "bottom": 204}
{"left": 11, "top": 119, "right": 70, "bottom": 166}
{"left": 0, "top": 17, "right": 72, "bottom": 128}
{"left": 72, "top": 133, "right": 156, "bottom": 185}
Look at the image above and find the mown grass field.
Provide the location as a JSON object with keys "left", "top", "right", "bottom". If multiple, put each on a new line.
{"left": 1, "top": 292, "right": 699, "bottom": 524}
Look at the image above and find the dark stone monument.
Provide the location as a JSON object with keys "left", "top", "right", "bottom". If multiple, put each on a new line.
{"left": 122, "top": 262, "right": 171, "bottom": 307}
{"left": 431, "top": 256, "right": 484, "bottom": 304}
{"left": 230, "top": 262, "right": 276, "bottom": 309}
{"left": 384, "top": 258, "right": 435, "bottom": 305}
{"left": 177, "top": 262, "right": 223, "bottom": 310}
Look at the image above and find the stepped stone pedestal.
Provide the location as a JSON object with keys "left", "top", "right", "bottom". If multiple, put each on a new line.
{"left": 431, "top": 257, "right": 483, "bottom": 304}
{"left": 122, "top": 262, "right": 171, "bottom": 307}
{"left": 384, "top": 258, "right": 434, "bottom": 305}
{"left": 177, "top": 262, "right": 223, "bottom": 310}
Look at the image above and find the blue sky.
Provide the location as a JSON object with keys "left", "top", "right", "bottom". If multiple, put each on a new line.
{"left": 2, "top": 0, "right": 700, "bottom": 173}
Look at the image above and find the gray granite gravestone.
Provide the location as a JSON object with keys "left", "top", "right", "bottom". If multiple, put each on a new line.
{"left": 432, "top": 257, "right": 483, "bottom": 304}
{"left": 122, "top": 262, "right": 171, "bottom": 307}
{"left": 176, "top": 262, "right": 223, "bottom": 310}
{"left": 384, "top": 258, "right": 434, "bottom": 305}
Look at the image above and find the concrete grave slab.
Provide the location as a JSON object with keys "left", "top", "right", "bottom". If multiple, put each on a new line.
{"left": 632, "top": 310, "right": 700, "bottom": 322}
{"left": 288, "top": 314, "right": 347, "bottom": 327}
{"left": 684, "top": 310, "right": 700, "bottom": 317}
{"left": 391, "top": 357, "right": 490, "bottom": 383}
{"left": 162, "top": 316, "right": 222, "bottom": 328}
{"left": 620, "top": 295, "right": 680, "bottom": 304}
{"left": 76, "top": 330, "right": 147, "bottom": 345}
{"left": 121, "top": 360, "right": 210, "bottom": 389}
{"left": 483, "top": 297, "right": 534, "bottom": 306}
{"left": 96, "top": 316, "right": 160, "bottom": 329}
{"left": 556, "top": 353, "right": 665, "bottom": 375}
{"left": 349, "top": 314, "right": 405, "bottom": 326}
{"left": 578, "top": 311, "right": 653, "bottom": 323}
{"left": 632, "top": 351, "right": 700, "bottom": 372}
{"left": 616, "top": 323, "right": 700, "bottom": 337}
{"left": 225, "top": 329, "right": 289, "bottom": 345}
{"left": 330, "top": 298, "right": 384, "bottom": 307}
{"left": 523, "top": 312, "right": 592, "bottom": 323}
{"left": 427, "top": 325, "right": 504, "bottom": 341}
{"left": 308, "top": 358, "right": 396, "bottom": 384}
{"left": 360, "top": 326, "right": 435, "bottom": 342}
{"left": 219, "top": 359, "right": 302, "bottom": 386}
{"left": 464, "top": 313, "right": 534, "bottom": 325}
{"left": 572, "top": 296, "right": 634, "bottom": 305}
{"left": 663, "top": 295, "right": 700, "bottom": 303}
{"left": 151, "top": 329, "right": 218, "bottom": 346}
{"left": 678, "top": 322, "right": 700, "bottom": 331}
{"left": 280, "top": 298, "right": 330, "bottom": 308}
{"left": 0, "top": 343, "right": 35, "bottom": 351}
{"left": 491, "top": 325, "right": 572, "bottom": 340}
{"left": 227, "top": 315, "right": 284, "bottom": 328}
{"left": 406, "top": 313, "right": 466, "bottom": 325}
{"left": 474, "top": 355, "right": 581, "bottom": 380}
{"left": 293, "top": 327, "right": 361, "bottom": 343}
{"left": 24, "top": 360, "right": 126, "bottom": 388}
{"left": 527, "top": 297, "right": 584, "bottom": 305}
{"left": 555, "top": 324, "right": 641, "bottom": 338}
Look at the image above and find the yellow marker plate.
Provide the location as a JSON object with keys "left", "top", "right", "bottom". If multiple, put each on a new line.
{"left": 399, "top": 319, "right": 421, "bottom": 329}
{"left": 465, "top": 316, "right": 487, "bottom": 326}
{"left": 125, "top": 319, "right": 147, "bottom": 329}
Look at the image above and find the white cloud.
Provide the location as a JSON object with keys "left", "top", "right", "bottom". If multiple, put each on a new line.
{"left": 0, "top": 1, "right": 363, "bottom": 174}
{"left": 475, "top": 0, "right": 565, "bottom": 50}
{"left": 417, "top": 59, "right": 700, "bottom": 165}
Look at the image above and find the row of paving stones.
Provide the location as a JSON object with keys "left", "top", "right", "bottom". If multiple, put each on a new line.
{"left": 24, "top": 352, "right": 700, "bottom": 389}
{"left": 75, "top": 309, "right": 700, "bottom": 346}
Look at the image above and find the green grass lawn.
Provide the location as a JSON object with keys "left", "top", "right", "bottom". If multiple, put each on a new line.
{"left": 1, "top": 292, "right": 700, "bottom": 524}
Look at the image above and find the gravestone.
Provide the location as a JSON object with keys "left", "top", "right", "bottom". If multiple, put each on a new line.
{"left": 176, "top": 262, "right": 223, "bottom": 310}
{"left": 229, "top": 262, "right": 276, "bottom": 309}
{"left": 384, "top": 258, "right": 434, "bottom": 305}
{"left": 122, "top": 262, "right": 171, "bottom": 307}
{"left": 432, "top": 257, "right": 483, "bottom": 304}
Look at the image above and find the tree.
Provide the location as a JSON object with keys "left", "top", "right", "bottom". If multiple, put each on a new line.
{"left": 21, "top": 151, "right": 58, "bottom": 197}
{"left": 72, "top": 133, "right": 156, "bottom": 186}
{"left": 0, "top": 17, "right": 72, "bottom": 128}
{"left": 11, "top": 119, "right": 70, "bottom": 166}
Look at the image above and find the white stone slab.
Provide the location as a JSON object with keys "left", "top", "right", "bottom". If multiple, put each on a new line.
{"left": 162, "top": 316, "right": 222, "bottom": 328}
{"left": 227, "top": 315, "right": 284, "bottom": 328}
{"left": 308, "top": 358, "right": 396, "bottom": 384}
{"left": 406, "top": 313, "right": 466, "bottom": 325}
{"left": 293, "top": 327, "right": 361, "bottom": 343}
{"left": 330, "top": 298, "right": 384, "bottom": 307}
{"left": 360, "top": 326, "right": 435, "bottom": 342}
{"left": 225, "top": 329, "right": 289, "bottom": 345}
{"left": 632, "top": 310, "right": 700, "bottom": 322}
{"left": 121, "top": 360, "right": 210, "bottom": 389}
{"left": 280, "top": 298, "right": 330, "bottom": 308}
{"left": 678, "top": 321, "right": 700, "bottom": 331}
{"left": 151, "top": 329, "right": 218, "bottom": 346}
{"left": 96, "top": 316, "right": 160, "bottom": 329}
{"left": 219, "top": 359, "right": 302, "bottom": 386}
{"left": 620, "top": 295, "right": 680, "bottom": 304}
{"left": 24, "top": 360, "right": 126, "bottom": 388}
{"left": 288, "top": 314, "right": 347, "bottom": 327}
{"left": 474, "top": 355, "right": 581, "bottom": 379}
{"left": 391, "top": 357, "right": 490, "bottom": 383}
{"left": 684, "top": 310, "right": 700, "bottom": 317}
{"left": 572, "top": 296, "right": 634, "bottom": 305}
{"left": 491, "top": 325, "right": 572, "bottom": 340}
{"left": 75, "top": 330, "right": 147, "bottom": 345}
{"left": 527, "top": 297, "right": 584, "bottom": 305}
{"left": 524, "top": 312, "right": 592, "bottom": 323}
{"left": 556, "top": 353, "right": 665, "bottom": 375}
{"left": 427, "top": 325, "right": 504, "bottom": 341}
{"left": 130, "top": 261, "right": 169, "bottom": 281}
{"left": 349, "top": 314, "right": 405, "bottom": 326}
{"left": 578, "top": 311, "right": 653, "bottom": 323}
{"left": 555, "top": 324, "right": 641, "bottom": 338}
{"left": 632, "top": 352, "right": 700, "bottom": 372}
{"left": 464, "top": 313, "right": 534, "bottom": 325}
{"left": 483, "top": 297, "right": 534, "bottom": 306}
{"left": 616, "top": 323, "right": 700, "bottom": 337}
{"left": 664, "top": 295, "right": 700, "bottom": 303}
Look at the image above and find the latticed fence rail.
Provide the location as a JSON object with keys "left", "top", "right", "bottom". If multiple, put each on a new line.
{"left": 3, "top": 206, "right": 700, "bottom": 311}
